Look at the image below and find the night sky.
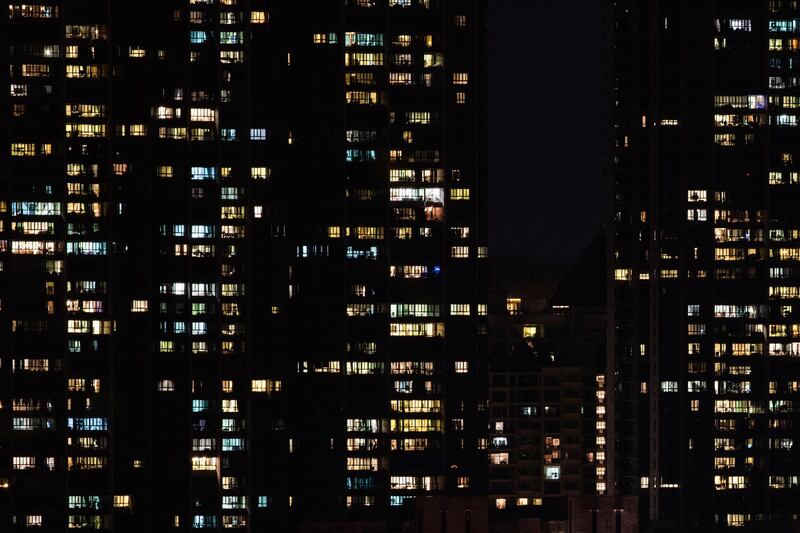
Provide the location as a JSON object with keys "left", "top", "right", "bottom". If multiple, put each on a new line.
{"left": 489, "top": 1, "right": 609, "bottom": 261}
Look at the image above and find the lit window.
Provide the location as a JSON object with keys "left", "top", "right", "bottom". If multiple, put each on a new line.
{"left": 450, "top": 303, "right": 470, "bottom": 316}
{"left": 490, "top": 453, "right": 509, "bottom": 465}
{"left": 506, "top": 298, "right": 522, "bottom": 315}
{"left": 114, "top": 495, "right": 132, "bottom": 508}
{"left": 191, "top": 457, "right": 217, "bottom": 471}
{"left": 451, "top": 246, "right": 469, "bottom": 258}
{"left": 544, "top": 466, "right": 561, "bottom": 480}
{"left": 450, "top": 188, "right": 470, "bottom": 200}
{"left": 615, "top": 268, "right": 633, "bottom": 281}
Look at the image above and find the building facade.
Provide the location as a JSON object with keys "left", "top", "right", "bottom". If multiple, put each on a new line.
{"left": 0, "top": 0, "right": 488, "bottom": 530}
{"left": 487, "top": 244, "right": 623, "bottom": 533}
{"left": 610, "top": 0, "right": 800, "bottom": 530}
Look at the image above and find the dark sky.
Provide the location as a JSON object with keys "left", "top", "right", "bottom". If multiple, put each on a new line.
{"left": 489, "top": 1, "right": 609, "bottom": 262}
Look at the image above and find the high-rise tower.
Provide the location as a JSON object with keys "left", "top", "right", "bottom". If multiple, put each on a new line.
{"left": 0, "top": 0, "right": 488, "bottom": 530}
{"left": 610, "top": 1, "right": 800, "bottom": 531}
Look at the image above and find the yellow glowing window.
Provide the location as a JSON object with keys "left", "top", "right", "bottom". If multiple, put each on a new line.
{"left": 450, "top": 304, "right": 470, "bottom": 316}
{"left": 65, "top": 64, "right": 106, "bottom": 79}
{"left": 66, "top": 123, "right": 106, "bottom": 138}
{"left": 190, "top": 108, "right": 216, "bottom": 122}
{"left": 127, "top": 124, "right": 146, "bottom": 136}
{"left": 156, "top": 166, "right": 173, "bottom": 178}
{"left": 451, "top": 246, "right": 469, "bottom": 258}
{"left": 344, "top": 52, "right": 384, "bottom": 67}
{"left": 390, "top": 419, "right": 443, "bottom": 432}
{"left": 113, "top": 495, "right": 132, "bottom": 508}
{"left": 389, "top": 72, "right": 413, "bottom": 85}
{"left": 251, "top": 167, "right": 271, "bottom": 180}
{"left": 346, "top": 91, "right": 379, "bottom": 104}
{"left": 450, "top": 188, "right": 470, "bottom": 200}
{"left": 423, "top": 53, "right": 443, "bottom": 68}
{"left": 10, "top": 143, "right": 36, "bottom": 157}
{"left": 506, "top": 298, "right": 522, "bottom": 315}
{"left": 354, "top": 226, "right": 383, "bottom": 239}
{"left": 614, "top": 268, "right": 633, "bottom": 281}
{"left": 312, "top": 33, "right": 338, "bottom": 44}
{"left": 523, "top": 325, "right": 537, "bottom": 338}
{"left": 191, "top": 457, "right": 217, "bottom": 471}
{"left": 389, "top": 322, "right": 444, "bottom": 337}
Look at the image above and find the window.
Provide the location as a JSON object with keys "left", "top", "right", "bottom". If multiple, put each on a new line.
{"left": 389, "top": 322, "right": 444, "bottom": 337}
{"left": 158, "top": 380, "right": 175, "bottom": 392}
{"left": 192, "top": 457, "right": 217, "bottom": 471}
{"left": 490, "top": 452, "right": 509, "bottom": 465}
{"left": 345, "top": 52, "right": 384, "bottom": 67}
{"left": 454, "top": 361, "right": 469, "bottom": 373}
{"left": 450, "top": 303, "right": 470, "bottom": 316}
{"left": 11, "top": 143, "right": 36, "bottom": 156}
{"left": 9, "top": 4, "right": 59, "bottom": 18}
{"left": 451, "top": 246, "right": 469, "bottom": 258}
{"left": 506, "top": 298, "right": 522, "bottom": 315}
{"left": 544, "top": 466, "right": 561, "bottom": 480}
{"left": 13, "top": 457, "right": 35, "bottom": 470}
{"left": 190, "top": 30, "right": 207, "bottom": 44}
{"left": 390, "top": 304, "right": 439, "bottom": 318}
{"left": 251, "top": 167, "right": 271, "bottom": 180}
{"left": 450, "top": 188, "right": 470, "bottom": 200}
{"left": 113, "top": 495, "right": 132, "bottom": 508}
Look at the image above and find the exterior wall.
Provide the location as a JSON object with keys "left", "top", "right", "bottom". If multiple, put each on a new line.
{"left": 0, "top": 0, "right": 488, "bottom": 531}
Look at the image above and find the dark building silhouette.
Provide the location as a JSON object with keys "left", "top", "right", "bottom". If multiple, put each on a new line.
{"left": 0, "top": 0, "right": 488, "bottom": 531}
{"left": 610, "top": 1, "right": 800, "bottom": 531}
{"left": 487, "top": 239, "right": 637, "bottom": 533}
